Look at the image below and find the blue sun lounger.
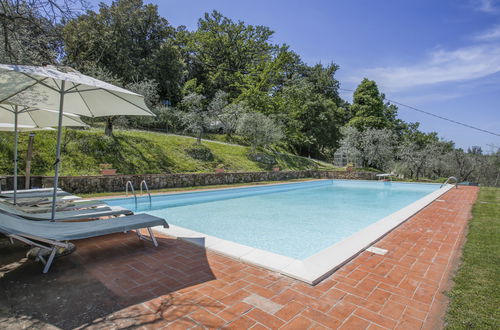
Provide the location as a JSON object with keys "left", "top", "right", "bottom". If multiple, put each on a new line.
{"left": 0, "top": 212, "right": 169, "bottom": 273}
{"left": 0, "top": 201, "right": 133, "bottom": 221}
{"left": 0, "top": 189, "right": 72, "bottom": 199}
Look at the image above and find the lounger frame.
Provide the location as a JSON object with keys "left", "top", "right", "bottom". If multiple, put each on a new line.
{"left": 6, "top": 228, "right": 159, "bottom": 273}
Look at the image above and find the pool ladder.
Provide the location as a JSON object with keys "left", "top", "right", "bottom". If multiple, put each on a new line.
{"left": 125, "top": 180, "right": 152, "bottom": 208}
{"left": 440, "top": 176, "right": 459, "bottom": 189}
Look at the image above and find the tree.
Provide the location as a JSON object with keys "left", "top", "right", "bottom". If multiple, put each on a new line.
{"left": 179, "top": 93, "right": 211, "bottom": 144}
{"left": 360, "top": 128, "right": 396, "bottom": 170}
{"left": 236, "top": 112, "right": 283, "bottom": 152}
{"left": 219, "top": 103, "right": 247, "bottom": 136}
{"left": 74, "top": 63, "right": 123, "bottom": 136}
{"left": 479, "top": 147, "right": 500, "bottom": 187}
{"left": 186, "top": 10, "right": 275, "bottom": 98}
{"left": 72, "top": 64, "right": 160, "bottom": 136}
{"left": 273, "top": 73, "right": 345, "bottom": 159}
{"left": 348, "top": 78, "right": 400, "bottom": 131}
{"left": 208, "top": 90, "right": 246, "bottom": 137}
{"left": 63, "top": 0, "right": 184, "bottom": 103}
{"left": 112, "top": 79, "right": 160, "bottom": 133}
{"left": 397, "top": 133, "right": 441, "bottom": 180}
{"left": 398, "top": 141, "right": 433, "bottom": 180}
{"left": 428, "top": 140, "right": 455, "bottom": 178}
{"left": 338, "top": 126, "right": 395, "bottom": 170}
{"left": 236, "top": 45, "right": 302, "bottom": 114}
{"left": 0, "top": 0, "right": 87, "bottom": 64}
{"left": 446, "top": 149, "right": 476, "bottom": 182}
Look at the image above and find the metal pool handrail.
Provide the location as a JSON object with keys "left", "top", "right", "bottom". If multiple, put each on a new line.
{"left": 140, "top": 180, "right": 152, "bottom": 208}
{"left": 441, "top": 176, "right": 458, "bottom": 188}
{"left": 125, "top": 180, "right": 137, "bottom": 208}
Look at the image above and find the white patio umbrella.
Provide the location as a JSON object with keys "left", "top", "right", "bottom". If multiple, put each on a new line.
{"left": 0, "top": 104, "right": 87, "bottom": 204}
{"left": 0, "top": 124, "right": 54, "bottom": 131}
{"left": 0, "top": 64, "right": 154, "bottom": 219}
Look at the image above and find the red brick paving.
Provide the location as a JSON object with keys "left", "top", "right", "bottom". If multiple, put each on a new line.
{"left": 72, "top": 186, "right": 477, "bottom": 329}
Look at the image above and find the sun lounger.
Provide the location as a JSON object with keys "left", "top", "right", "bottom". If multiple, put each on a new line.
{"left": 0, "top": 189, "right": 72, "bottom": 199}
{"left": 10, "top": 200, "right": 108, "bottom": 214}
{"left": 0, "top": 188, "right": 58, "bottom": 194}
{"left": 11, "top": 195, "right": 83, "bottom": 207}
{"left": 0, "top": 211, "right": 169, "bottom": 273}
{"left": 0, "top": 201, "right": 133, "bottom": 221}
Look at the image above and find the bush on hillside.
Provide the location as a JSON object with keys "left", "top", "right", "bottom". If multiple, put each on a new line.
{"left": 186, "top": 144, "right": 214, "bottom": 161}
{"left": 249, "top": 152, "right": 276, "bottom": 166}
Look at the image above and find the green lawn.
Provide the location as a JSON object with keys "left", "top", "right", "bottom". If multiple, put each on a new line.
{"left": 0, "top": 128, "right": 335, "bottom": 176}
{"left": 445, "top": 187, "right": 500, "bottom": 329}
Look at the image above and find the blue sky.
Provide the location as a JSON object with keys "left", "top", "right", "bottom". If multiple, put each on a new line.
{"left": 89, "top": 0, "right": 500, "bottom": 150}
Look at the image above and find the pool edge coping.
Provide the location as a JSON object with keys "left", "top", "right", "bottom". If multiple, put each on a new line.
{"left": 152, "top": 182, "right": 455, "bottom": 285}
{"left": 100, "top": 178, "right": 441, "bottom": 202}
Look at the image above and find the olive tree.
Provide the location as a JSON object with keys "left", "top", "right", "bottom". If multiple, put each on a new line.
{"left": 398, "top": 140, "right": 441, "bottom": 180}
{"left": 180, "top": 93, "right": 210, "bottom": 144}
{"left": 236, "top": 112, "right": 283, "bottom": 152}
{"left": 208, "top": 90, "right": 246, "bottom": 136}
{"left": 445, "top": 149, "right": 476, "bottom": 182}
{"left": 360, "top": 128, "right": 395, "bottom": 170}
{"left": 338, "top": 126, "right": 395, "bottom": 170}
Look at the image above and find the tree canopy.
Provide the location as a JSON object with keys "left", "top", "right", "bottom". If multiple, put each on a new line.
{"left": 63, "top": 0, "right": 184, "bottom": 103}
{"left": 348, "top": 78, "right": 400, "bottom": 131}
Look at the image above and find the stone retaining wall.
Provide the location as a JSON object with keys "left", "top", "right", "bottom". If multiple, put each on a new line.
{"left": 0, "top": 170, "right": 377, "bottom": 194}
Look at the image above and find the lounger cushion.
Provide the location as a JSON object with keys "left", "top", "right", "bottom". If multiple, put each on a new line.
{"left": 0, "top": 213, "right": 168, "bottom": 241}
{"left": 0, "top": 188, "right": 60, "bottom": 194}
{"left": 0, "top": 190, "right": 71, "bottom": 199}
{"left": 0, "top": 202, "right": 132, "bottom": 221}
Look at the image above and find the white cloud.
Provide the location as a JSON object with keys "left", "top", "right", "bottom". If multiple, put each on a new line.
{"left": 356, "top": 44, "right": 500, "bottom": 91}
{"left": 473, "top": 25, "right": 500, "bottom": 41}
{"left": 474, "top": 0, "right": 500, "bottom": 13}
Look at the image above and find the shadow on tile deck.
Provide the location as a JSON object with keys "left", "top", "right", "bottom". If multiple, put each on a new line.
{"left": 0, "top": 186, "right": 478, "bottom": 329}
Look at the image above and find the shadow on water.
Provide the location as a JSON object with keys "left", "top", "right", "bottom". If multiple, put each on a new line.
{"left": 0, "top": 231, "right": 216, "bottom": 329}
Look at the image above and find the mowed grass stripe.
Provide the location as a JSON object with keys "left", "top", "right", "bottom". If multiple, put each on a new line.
{"left": 445, "top": 187, "right": 500, "bottom": 329}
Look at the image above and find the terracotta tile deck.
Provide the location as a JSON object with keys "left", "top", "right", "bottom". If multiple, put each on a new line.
{"left": 1, "top": 186, "right": 478, "bottom": 329}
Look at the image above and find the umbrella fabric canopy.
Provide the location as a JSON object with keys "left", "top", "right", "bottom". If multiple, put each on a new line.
{"left": 0, "top": 105, "right": 86, "bottom": 128}
{"left": 0, "top": 64, "right": 153, "bottom": 117}
{"left": 0, "top": 105, "right": 87, "bottom": 204}
{"left": 0, "top": 124, "right": 54, "bottom": 131}
{"left": 0, "top": 64, "right": 154, "bottom": 219}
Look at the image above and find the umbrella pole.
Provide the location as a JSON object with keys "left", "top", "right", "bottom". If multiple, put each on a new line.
{"left": 51, "top": 81, "right": 66, "bottom": 221}
{"left": 13, "top": 107, "right": 18, "bottom": 204}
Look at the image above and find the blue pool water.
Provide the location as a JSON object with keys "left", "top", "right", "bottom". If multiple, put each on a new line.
{"left": 104, "top": 180, "right": 439, "bottom": 259}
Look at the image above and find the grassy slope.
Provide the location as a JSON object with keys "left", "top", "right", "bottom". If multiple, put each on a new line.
{"left": 445, "top": 187, "right": 500, "bottom": 329}
{"left": 0, "top": 128, "right": 335, "bottom": 176}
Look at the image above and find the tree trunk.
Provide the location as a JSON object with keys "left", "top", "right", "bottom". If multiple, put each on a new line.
{"left": 105, "top": 117, "right": 113, "bottom": 137}
{"left": 416, "top": 166, "right": 422, "bottom": 180}
{"left": 462, "top": 169, "right": 474, "bottom": 182}
{"left": 196, "top": 129, "right": 203, "bottom": 144}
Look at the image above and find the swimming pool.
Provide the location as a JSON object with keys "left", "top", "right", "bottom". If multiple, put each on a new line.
{"left": 104, "top": 180, "right": 452, "bottom": 284}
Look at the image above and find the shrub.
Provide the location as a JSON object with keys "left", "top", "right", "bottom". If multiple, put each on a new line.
{"left": 186, "top": 144, "right": 214, "bottom": 161}
{"left": 249, "top": 152, "right": 276, "bottom": 165}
